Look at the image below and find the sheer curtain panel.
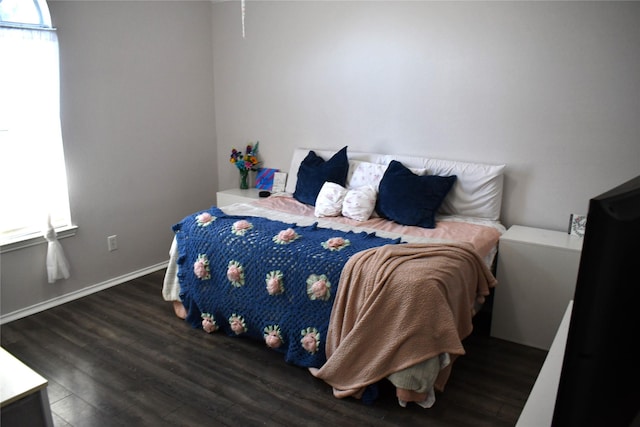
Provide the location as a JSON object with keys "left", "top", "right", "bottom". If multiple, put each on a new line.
{"left": 0, "top": 25, "right": 72, "bottom": 281}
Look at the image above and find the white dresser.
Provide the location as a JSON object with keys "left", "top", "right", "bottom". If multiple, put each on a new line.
{"left": 491, "top": 225, "right": 583, "bottom": 350}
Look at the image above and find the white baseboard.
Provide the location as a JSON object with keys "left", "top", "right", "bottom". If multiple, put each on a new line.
{"left": 0, "top": 261, "right": 169, "bottom": 325}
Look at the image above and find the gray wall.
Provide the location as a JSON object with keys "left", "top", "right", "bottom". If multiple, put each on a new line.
{"left": 2, "top": 1, "right": 639, "bottom": 320}
{"left": 213, "top": 1, "right": 640, "bottom": 229}
{"left": 1, "top": 1, "right": 217, "bottom": 319}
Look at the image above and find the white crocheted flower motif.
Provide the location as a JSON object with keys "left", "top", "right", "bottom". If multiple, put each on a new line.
{"left": 195, "top": 212, "right": 216, "bottom": 227}
{"left": 231, "top": 219, "right": 253, "bottom": 236}
{"left": 227, "top": 260, "right": 245, "bottom": 287}
{"left": 272, "top": 228, "right": 300, "bottom": 244}
{"left": 321, "top": 237, "right": 350, "bottom": 251}
{"left": 193, "top": 254, "right": 211, "bottom": 280}
{"left": 306, "top": 274, "right": 331, "bottom": 301}
{"left": 264, "top": 325, "right": 283, "bottom": 348}
{"left": 300, "top": 327, "right": 320, "bottom": 354}
{"left": 265, "top": 270, "right": 285, "bottom": 295}
{"left": 201, "top": 313, "right": 218, "bottom": 333}
{"left": 229, "top": 313, "right": 247, "bottom": 335}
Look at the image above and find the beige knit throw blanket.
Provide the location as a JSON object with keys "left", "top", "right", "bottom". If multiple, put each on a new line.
{"left": 313, "top": 242, "right": 497, "bottom": 399}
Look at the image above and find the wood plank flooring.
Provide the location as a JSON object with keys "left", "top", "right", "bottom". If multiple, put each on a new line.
{"left": 1, "top": 269, "right": 547, "bottom": 427}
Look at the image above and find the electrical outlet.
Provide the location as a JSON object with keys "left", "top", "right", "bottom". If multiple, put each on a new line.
{"left": 108, "top": 235, "right": 118, "bottom": 252}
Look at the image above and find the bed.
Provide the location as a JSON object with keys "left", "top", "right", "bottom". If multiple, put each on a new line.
{"left": 162, "top": 146, "right": 506, "bottom": 408}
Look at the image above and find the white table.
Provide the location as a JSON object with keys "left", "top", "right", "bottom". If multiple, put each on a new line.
{"left": 491, "top": 225, "right": 582, "bottom": 350}
{"left": 216, "top": 188, "right": 261, "bottom": 206}
{"left": 0, "top": 347, "right": 54, "bottom": 426}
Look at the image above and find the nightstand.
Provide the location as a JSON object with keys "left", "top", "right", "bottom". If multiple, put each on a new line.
{"left": 491, "top": 225, "right": 583, "bottom": 350}
{"left": 216, "top": 188, "right": 261, "bottom": 207}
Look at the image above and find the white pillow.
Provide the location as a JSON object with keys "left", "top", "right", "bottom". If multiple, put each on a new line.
{"left": 314, "top": 182, "right": 347, "bottom": 217}
{"left": 347, "top": 160, "right": 427, "bottom": 190}
{"left": 347, "top": 161, "right": 387, "bottom": 190}
{"left": 342, "top": 185, "right": 377, "bottom": 221}
{"left": 423, "top": 159, "right": 506, "bottom": 220}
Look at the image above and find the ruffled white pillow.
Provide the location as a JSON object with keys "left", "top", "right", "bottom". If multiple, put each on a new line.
{"left": 342, "top": 185, "right": 377, "bottom": 221}
{"left": 314, "top": 182, "right": 347, "bottom": 217}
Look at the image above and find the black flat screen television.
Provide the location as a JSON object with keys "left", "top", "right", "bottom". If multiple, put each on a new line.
{"left": 552, "top": 175, "right": 640, "bottom": 426}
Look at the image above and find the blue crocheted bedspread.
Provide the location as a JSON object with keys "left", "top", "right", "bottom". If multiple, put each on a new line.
{"left": 173, "top": 207, "right": 400, "bottom": 368}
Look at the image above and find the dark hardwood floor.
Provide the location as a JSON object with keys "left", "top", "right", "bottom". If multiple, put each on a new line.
{"left": 1, "top": 269, "right": 547, "bottom": 427}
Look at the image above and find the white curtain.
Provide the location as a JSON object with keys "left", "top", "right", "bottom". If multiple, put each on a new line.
{"left": 44, "top": 215, "right": 70, "bottom": 284}
{"left": 0, "top": 26, "right": 72, "bottom": 282}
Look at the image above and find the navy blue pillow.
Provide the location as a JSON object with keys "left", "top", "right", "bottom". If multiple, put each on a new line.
{"left": 293, "top": 146, "right": 349, "bottom": 206}
{"left": 376, "top": 160, "right": 457, "bottom": 228}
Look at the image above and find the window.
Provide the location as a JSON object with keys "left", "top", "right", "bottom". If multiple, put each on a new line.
{"left": 0, "top": 0, "right": 73, "bottom": 248}
{"left": 0, "top": 0, "right": 52, "bottom": 28}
